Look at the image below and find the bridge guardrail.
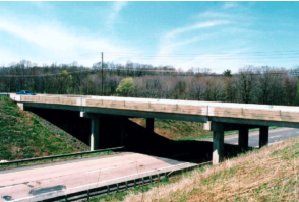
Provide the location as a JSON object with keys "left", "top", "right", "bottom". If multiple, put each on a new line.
{"left": 0, "top": 146, "right": 124, "bottom": 169}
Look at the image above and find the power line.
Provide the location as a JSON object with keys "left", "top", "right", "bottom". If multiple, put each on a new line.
{"left": 1, "top": 49, "right": 299, "bottom": 78}
{"left": 0, "top": 67, "right": 292, "bottom": 78}
{"left": 104, "top": 49, "right": 299, "bottom": 57}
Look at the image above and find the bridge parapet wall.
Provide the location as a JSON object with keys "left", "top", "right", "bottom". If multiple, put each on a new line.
{"left": 85, "top": 98, "right": 208, "bottom": 116}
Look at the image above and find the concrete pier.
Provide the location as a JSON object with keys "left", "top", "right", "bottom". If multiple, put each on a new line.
{"left": 259, "top": 126, "right": 269, "bottom": 148}
{"left": 146, "top": 118, "right": 155, "bottom": 134}
{"left": 212, "top": 122, "right": 224, "bottom": 165}
{"left": 239, "top": 127, "right": 249, "bottom": 151}
{"left": 91, "top": 118, "right": 100, "bottom": 151}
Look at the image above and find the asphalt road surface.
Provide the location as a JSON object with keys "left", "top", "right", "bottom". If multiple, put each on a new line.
{"left": 225, "top": 127, "right": 299, "bottom": 147}
{"left": 0, "top": 152, "right": 196, "bottom": 202}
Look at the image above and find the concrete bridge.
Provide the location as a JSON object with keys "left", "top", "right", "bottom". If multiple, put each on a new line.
{"left": 10, "top": 93, "right": 299, "bottom": 164}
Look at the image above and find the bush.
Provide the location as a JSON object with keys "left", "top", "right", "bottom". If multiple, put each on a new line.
{"left": 115, "top": 77, "right": 135, "bottom": 96}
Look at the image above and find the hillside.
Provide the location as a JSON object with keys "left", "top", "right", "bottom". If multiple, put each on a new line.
{"left": 0, "top": 96, "right": 88, "bottom": 160}
{"left": 124, "top": 136, "right": 299, "bottom": 201}
{"left": 131, "top": 118, "right": 211, "bottom": 140}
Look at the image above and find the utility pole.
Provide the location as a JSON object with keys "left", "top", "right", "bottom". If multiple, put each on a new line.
{"left": 101, "top": 52, "right": 104, "bottom": 95}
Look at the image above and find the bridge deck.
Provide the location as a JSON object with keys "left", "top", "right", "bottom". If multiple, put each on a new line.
{"left": 10, "top": 93, "right": 299, "bottom": 125}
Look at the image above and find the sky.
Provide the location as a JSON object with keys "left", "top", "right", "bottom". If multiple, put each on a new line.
{"left": 1, "top": 1, "right": 299, "bottom": 73}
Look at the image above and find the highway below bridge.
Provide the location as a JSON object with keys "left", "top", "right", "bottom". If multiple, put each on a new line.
{"left": 1, "top": 128, "right": 299, "bottom": 202}
{"left": 0, "top": 152, "right": 197, "bottom": 202}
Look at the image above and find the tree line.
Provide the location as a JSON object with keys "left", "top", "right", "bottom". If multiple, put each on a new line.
{"left": 1, "top": 60, "right": 299, "bottom": 106}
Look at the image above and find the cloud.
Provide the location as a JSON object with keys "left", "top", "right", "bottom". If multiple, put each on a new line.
{"left": 164, "top": 20, "right": 230, "bottom": 41}
{"left": 154, "top": 19, "right": 231, "bottom": 68}
{"left": 0, "top": 15, "right": 134, "bottom": 66}
{"left": 222, "top": 2, "right": 239, "bottom": 9}
{"left": 152, "top": 3, "right": 260, "bottom": 72}
{"left": 181, "top": 51, "right": 251, "bottom": 73}
{"left": 156, "top": 36, "right": 204, "bottom": 62}
{"left": 107, "top": 1, "right": 128, "bottom": 29}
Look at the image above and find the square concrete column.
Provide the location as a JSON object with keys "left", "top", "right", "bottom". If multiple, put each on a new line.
{"left": 120, "top": 118, "right": 127, "bottom": 146}
{"left": 259, "top": 126, "right": 268, "bottom": 148}
{"left": 91, "top": 118, "right": 100, "bottom": 151}
{"left": 146, "top": 118, "right": 155, "bottom": 134}
{"left": 212, "top": 122, "right": 224, "bottom": 165}
{"left": 239, "top": 127, "right": 249, "bottom": 151}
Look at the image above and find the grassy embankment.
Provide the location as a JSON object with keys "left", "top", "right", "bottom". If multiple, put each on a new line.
{"left": 123, "top": 136, "right": 299, "bottom": 201}
{"left": 131, "top": 118, "right": 211, "bottom": 140}
{"left": 0, "top": 96, "right": 88, "bottom": 160}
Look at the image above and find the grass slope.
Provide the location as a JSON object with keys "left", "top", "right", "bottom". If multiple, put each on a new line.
{"left": 124, "top": 137, "right": 299, "bottom": 202}
{"left": 131, "top": 118, "right": 211, "bottom": 140}
{"left": 0, "top": 96, "right": 88, "bottom": 160}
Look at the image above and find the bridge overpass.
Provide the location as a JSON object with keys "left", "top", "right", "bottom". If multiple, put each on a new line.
{"left": 9, "top": 93, "right": 299, "bottom": 164}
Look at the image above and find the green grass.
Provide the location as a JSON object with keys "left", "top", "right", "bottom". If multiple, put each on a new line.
{"left": 272, "top": 142, "right": 299, "bottom": 160}
{"left": 154, "top": 119, "right": 212, "bottom": 140}
{"left": 86, "top": 177, "right": 171, "bottom": 202}
{"left": 0, "top": 96, "right": 88, "bottom": 160}
{"left": 130, "top": 118, "right": 212, "bottom": 140}
{"left": 178, "top": 126, "right": 281, "bottom": 141}
{"left": 201, "top": 166, "right": 238, "bottom": 185}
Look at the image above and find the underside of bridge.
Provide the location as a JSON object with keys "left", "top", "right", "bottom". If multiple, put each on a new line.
{"left": 24, "top": 106, "right": 269, "bottom": 165}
